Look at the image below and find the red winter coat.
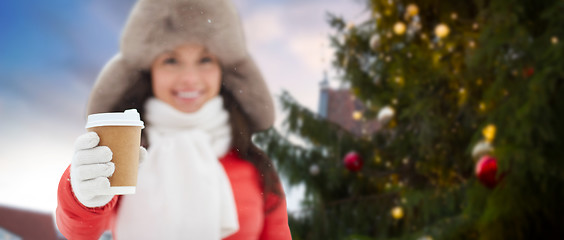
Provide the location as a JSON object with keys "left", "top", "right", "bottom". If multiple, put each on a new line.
{"left": 56, "top": 150, "right": 292, "bottom": 240}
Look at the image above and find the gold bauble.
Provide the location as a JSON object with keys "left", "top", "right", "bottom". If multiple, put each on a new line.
{"left": 482, "top": 124, "right": 496, "bottom": 143}
{"left": 406, "top": 4, "right": 419, "bottom": 17}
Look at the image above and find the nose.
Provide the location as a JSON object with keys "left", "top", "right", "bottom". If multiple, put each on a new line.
{"left": 177, "top": 65, "right": 200, "bottom": 87}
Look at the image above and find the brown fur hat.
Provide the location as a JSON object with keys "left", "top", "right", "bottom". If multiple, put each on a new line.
{"left": 87, "top": 0, "right": 274, "bottom": 132}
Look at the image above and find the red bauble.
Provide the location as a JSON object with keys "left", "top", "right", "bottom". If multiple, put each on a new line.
{"left": 523, "top": 67, "right": 534, "bottom": 78}
{"left": 344, "top": 151, "right": 363, "bottom": 172}
{"left": 475, "top": 155, "right": 499, "bottom": 188}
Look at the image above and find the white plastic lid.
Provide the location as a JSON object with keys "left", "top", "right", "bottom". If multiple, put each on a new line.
{"left": 108, "top": 186, "right": 136, "bottom": 195}
{"left": 85, "top": 109, "right": 145, "bottom": 129}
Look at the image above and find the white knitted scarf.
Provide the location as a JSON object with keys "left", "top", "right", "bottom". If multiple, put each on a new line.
{"left": 115, "top": 96, "right": 239, "bottom": 240}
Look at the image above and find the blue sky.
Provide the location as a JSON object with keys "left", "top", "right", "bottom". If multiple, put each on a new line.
{"left": 0, "top": 0, "right": 367, "bottom": 212}
{"left": 1, "top": 1, "right": 118, "bottom": 71}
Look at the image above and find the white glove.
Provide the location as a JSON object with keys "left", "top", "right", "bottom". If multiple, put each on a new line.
{"left": 70, "top": 132, "right": 147, "bottom": 208}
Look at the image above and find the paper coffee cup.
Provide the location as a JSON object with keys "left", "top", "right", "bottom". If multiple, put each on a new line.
{"left": 86, "top": 109, "right": 144, "bottom": 195}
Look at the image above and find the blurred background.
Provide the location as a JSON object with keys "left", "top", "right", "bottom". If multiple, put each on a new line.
{"left": 2, "top": 0, "right": 564, "bottom": 239}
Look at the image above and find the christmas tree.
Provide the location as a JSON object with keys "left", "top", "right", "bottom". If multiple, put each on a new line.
{"left": 254, "top": 0, "right": 564, "bottom": 239}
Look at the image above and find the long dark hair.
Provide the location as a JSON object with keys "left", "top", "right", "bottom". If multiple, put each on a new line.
{"left": 109, "top": 70, "right": 284, "bottom": 213}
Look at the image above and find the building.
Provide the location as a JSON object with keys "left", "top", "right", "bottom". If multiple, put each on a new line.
{"left": 318, "top": 73, "right": 381, "bottom": 137}
{"left": 0, "top": 204, "right": 66, "bottom": 240}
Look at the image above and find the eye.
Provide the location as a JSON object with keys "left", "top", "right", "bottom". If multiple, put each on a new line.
{"left": 163, "top": 57, "right": 177, "bottom": 65}
{"left": 200, "top": 56, "right": 213, "bottom": 64}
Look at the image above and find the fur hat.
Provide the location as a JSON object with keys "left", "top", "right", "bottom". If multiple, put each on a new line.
{"left": 87, "top": 0, "right": 274, "bottom": 132}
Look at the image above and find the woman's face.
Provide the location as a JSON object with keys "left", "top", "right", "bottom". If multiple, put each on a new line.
{"left": 151, "top": 44, "right": 222, "bottom": 113}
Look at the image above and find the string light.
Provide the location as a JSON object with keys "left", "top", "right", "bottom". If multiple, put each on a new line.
{"left": 353, "top": 111, "right": 363, "bottom": 120}
{"left": 391, "top": 206, "right": 404, "bottom": 219}
{"left": 374, "top": 155, "right": 382, "bottom": 164}
{"left": 420, "top": 33, "right": 428, "bottom": 40}
{"left": 459, "top": 88, "right": 467, "bottom": 105}
{"left": 394, "top": 22, "right": 407, "bottom": 35}
{"left": 435, "top": 23, "right": 450, "bottom": 38}
{"left": 479, "top": 102, "right": 486, "bottom": 111}
{"left": 402, "top": 158, "right": 409, "bottom": 165}
{"left": 395, "top": 76, "right": 405, "bottom": 86}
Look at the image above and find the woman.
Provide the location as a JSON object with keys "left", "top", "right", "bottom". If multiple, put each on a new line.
{"left": 55, "top": 0, "right": 291, "bottom": 239}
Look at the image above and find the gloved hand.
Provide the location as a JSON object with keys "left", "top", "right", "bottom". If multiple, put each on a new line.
{"left": 70, "top": 132, "right": 147, "bottom": 208}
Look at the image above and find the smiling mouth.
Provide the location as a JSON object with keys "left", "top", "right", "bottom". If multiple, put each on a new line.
{"left": 176, "top": 91, "right": 201, "bottom": 99}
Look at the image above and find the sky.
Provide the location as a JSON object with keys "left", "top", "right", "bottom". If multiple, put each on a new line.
{"left": 0, "top": 0, "right": 369, "bottom": 213}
